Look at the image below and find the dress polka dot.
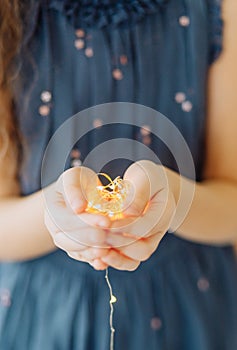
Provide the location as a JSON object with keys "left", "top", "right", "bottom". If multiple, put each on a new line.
{"left": 0, "top": 289, "right": 11, "bottom": 307}
{"left": 85, "top": 47, "right": 94, "bottom": 58}
{"left": 182, "top": 100, "right": 193, "bottom": 112}
{"left": 112, "top": 68, "right": 123, "bottom": 80}
{"left": 74, "top": 39, "right": 85, "bottom": 50}
{"left": 179, "top": 16, "right": 190, "bottom": 27}
{"left": 120, "top": 55, "right": 128, "bottom": 65}
{"left": 175, "top": 92, "right": 186, "bottom": 104}
{"left": 40, "top": 90, "right": 52, "bottom": 103}
{"left": 197, "top": 277, "right": 210, "bottom": 292}
{"left": 142, "top": 135, "right": 151, "bottom": 146}
{"left": 93, "top": 119, "right": 103, "bottom": 128}
{"left": 140, "top": 125, "right": 151, "bottom": 136}
{"left": 71, "top": 159, "right": 82, "bottom": 167}
{"left": 39, "top": 105, "right": 50, "bottom": 116}
{"left": 150, "top": 317, "right": 162, "bottom": 331}
{"left": 70, "top": 149, "right": 81, "bottom": 159}
{"left": 75, "top": 29, "right": 85, "bottom": 38}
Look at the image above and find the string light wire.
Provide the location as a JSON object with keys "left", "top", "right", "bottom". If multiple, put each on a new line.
{"left": 86, "top": 173, "right": 126, "bottom": 350}
{"left": 105, "top": 267, "right": 117, "bottom": 350}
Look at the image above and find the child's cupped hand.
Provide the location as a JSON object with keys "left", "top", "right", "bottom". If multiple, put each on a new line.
{"left": 44, "top": 161, "right": 176, "bottom": 271}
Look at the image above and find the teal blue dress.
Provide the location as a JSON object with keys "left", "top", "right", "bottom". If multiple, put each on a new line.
{"left": 1, "top": 0, "right": 237, "bottom": 349}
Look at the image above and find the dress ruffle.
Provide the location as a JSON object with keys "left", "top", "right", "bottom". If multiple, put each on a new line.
{"left": 48, "top": 0, "right": 168, "bottom": 28}
{"left": 207, "top": 0, "right": 224, "bottom": 64}
{"left": 22, "top": 0, "right": 224, "bottom": 63}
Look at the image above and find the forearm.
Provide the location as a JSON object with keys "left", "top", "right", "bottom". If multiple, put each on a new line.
{"left": 0, "top": 190, "right": 56, "bottom": 261}
{"left": 167, "top": 168, "right": 237, "bottom": 245}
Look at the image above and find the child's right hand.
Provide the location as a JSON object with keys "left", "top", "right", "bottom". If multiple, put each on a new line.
{"left": 44, "top": 167, "right": 112, "bottom": 270}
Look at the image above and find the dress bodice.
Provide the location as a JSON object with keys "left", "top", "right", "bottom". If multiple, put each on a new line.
{"left": 13, "top": 0, "right": 223, "bottom": 194}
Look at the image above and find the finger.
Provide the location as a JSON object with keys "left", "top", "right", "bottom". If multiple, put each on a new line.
{"left": 68, "top": 247, "right": 110, "bottom": 260}
{"left": 56, "top": 166, "right": 98, "bottom": 213}
{"left": 109, "top": 190, "right": 175, "bottom": 238}
{"left": 90, "top": 259, "right": 108, "bottom": 270}
{"left": 67, "top": 252, "right": 108, "bottom": 270}
{"left": 123, "top": 160, "right": 168, "bottom": 217}
{"left": 46, "top": 200, "right": 110, "bottom": 233}
{"left": 53, "top": 226, "right": 108, "bottom": 248}
{"left": 101, "top": 249, "right": 140, "bottom": 271}
{"left": 53, "top": 232, "right": 92, "bottom": 251}
{"left": 107, "top": 233, "right": 162, "bottom": 261}
{"left": 105, "top": 231, "right": 141, "bottom": 247}
{"left": 67, "top": 251, "right": 92, "bottom": 263}
{"left": 122, "top": 162, "right": 150, "bottom": 216}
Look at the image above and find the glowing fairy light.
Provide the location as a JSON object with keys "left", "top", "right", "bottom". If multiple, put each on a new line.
{"left": 86, "top": 173, "right": 129, "bottom": 350}
{"left": 86, "top": 173, "right": 129, "bottom": 220}
{"left": 105, "top": 268, "right": 117, "bottom": 350}
{"left": 110, "top": 295, "right": 117, "bottom": 304}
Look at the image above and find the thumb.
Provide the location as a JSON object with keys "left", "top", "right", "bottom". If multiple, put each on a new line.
{"left": 57, "top": 166, "right": 98, "bottom": 213}
{"left": 123, "top": 160, "right": 168, "bottom": 217}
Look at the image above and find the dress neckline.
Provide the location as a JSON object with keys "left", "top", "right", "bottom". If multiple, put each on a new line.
{"left": 48, "top": 0, "right": 168, "bottom": 29}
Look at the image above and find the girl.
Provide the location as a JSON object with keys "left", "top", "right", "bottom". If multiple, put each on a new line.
{"left": 0, "top": 0, "right": 237, "bottom": 349}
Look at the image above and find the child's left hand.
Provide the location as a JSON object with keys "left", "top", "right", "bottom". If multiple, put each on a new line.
{"left": 99, "top": 160, "right": 176, "bottom": 271}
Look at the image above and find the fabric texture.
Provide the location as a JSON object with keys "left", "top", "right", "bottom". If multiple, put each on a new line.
{"left": 49, "top": 0, "right": 168, "bottom": 28}
{"left": 2, "top": 1, "right": 237, "bottom": 349}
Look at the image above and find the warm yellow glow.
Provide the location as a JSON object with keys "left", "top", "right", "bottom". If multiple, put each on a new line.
{"left": 86, "top": 173, "right": 129, "bottom": 220}
{"left": 110, "top": 295, "right": 117, "bottom": 304}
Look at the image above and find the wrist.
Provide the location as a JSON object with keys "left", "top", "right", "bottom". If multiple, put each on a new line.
{"left": 159, "top": 166, "right": 180, "bottom": 205}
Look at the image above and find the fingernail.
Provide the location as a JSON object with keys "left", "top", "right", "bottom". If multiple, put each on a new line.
{"left": 71, "top": 199, "right": 84, "bottom": 212}
{"left": 92, "top": 259, "right": 107, "bottom": 270}
{"left": 98, "top": 218, "right": 110, "bottom": 228}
